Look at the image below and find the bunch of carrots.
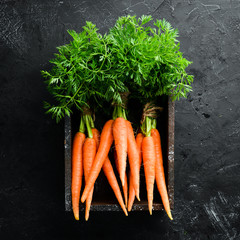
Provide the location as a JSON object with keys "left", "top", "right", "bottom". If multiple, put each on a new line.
{"left": 42, "top": 15, "right": 193, "bottom": 221}
{"left": 72, "top": 113, "right": 128, "bottom": 220}
{"left": 71, "top": 100, "right": 172, "bottom": 221}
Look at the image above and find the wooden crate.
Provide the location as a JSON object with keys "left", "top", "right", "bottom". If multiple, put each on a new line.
{"left": 64, "top": 96, "right": 174, "bottom": 212}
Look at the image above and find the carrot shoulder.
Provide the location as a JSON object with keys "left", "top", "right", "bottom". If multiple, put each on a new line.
{"left": 126, "top": 120, "right": 140, "bottom": 200}
{"left": 151, "top": 128, "right": 173, "bottom": 220}
{"left": 142, "top": 136, "right": 156, "bottom": 215}
{"left": 81, "top": 120, "right": 114, "bottom": 203}
{"left": 71, "top": 132, "right": 85, "bottom": 220}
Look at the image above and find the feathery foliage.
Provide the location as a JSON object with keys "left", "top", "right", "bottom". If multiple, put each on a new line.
{"left": 42, "top": 16, "right": 193, "bottom": 122}
{"left": 108, "top": 15, "right": 193, "bottom": 102}
{"left": 42, "top": 21, "right": 127, "bottom": 122}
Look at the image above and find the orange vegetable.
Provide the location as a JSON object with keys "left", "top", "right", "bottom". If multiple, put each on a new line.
{"left": 113, "top": 117, "right": 128, "bottom": 187}
{"left": 71, "top": 132, "right": 85, "bottom": 220}
{"left": 126, "top": 120, "right": 140, "bottom": 200}
{"left": 151, "top": 128, "right": 173, "bottom": 220}
{"left": 128, "top": 132, "right": 143, "bottom": 211}
{"left": 142, "top": 136, "right": 156, "bottom": 215}
{"left": 83, "top": 138, "right": 97, "bottom": 221}
{"left": 81, "top": 120, "right": 114, "bottom": 203}
{"left": 114, "top": 150, "right": 128, "bottom": 207}
{"left": 92, "top": 128, "right": 128, "bottom": 215}
{"left": 102, "top": 158, "right": 128, "bottom": 216}
{"left": 127, "top": 172, "right": 134, "bottom": 212}
{"left": 92, "top": 128, "right": 100, "bottom": 149}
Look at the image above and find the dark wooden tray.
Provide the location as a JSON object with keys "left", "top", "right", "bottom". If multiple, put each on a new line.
{"left": 64, "top": 96, "right": 174, "bottom": 212}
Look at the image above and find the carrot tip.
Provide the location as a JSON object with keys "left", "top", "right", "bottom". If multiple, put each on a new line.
{"left": 135, "top": 193, "right": 140, "bottom": 201}
{"left": 135, "top": 189, "right": 140, "bottom": 201}
{"left": 149, "top": 200, "right": 153, "bottom": 215}
{"left": 123, "top": 207, "right": 128, "bottom": 216}
{"left": 73, "top": 210, "right": 79, "bottom": 220}
{"left": 167, "top": 211, "right": 173, "bottom": 220}
{"left": 81, "top": 196, "right": 86, "bottom": 203}
{"left": 85, "top": 209, "right": 90, "bottom": 221}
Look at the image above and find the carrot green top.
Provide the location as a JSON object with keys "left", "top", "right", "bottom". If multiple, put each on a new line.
{"left": 108, "top": 15, "right": 194, "bottom": 103}
{"left": 42, "top": 21, "right": 127, "bottom": 122}
{"left": 42, "top": 16, "right": 193, "bottom": 122}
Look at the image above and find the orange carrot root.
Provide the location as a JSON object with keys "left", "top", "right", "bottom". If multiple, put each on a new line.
{"left": 128, "top": 132, "right": 143, "bottom": 211}
{"left": 151, "top": 128, "right": 173, "bottom": 220}
{"left": 81, "top": 120, "right": 114, "bottom": 203}
{"left": 72, "top": 132, "right": 85, "bottom": 220}
{"left": 126, "top": 120, "right": 140, "bottom": 200}
{"left": 92, "top": 128, "right": 128, "bottom": 216}
{"left": 102, "top": 158, "right": 128, "bottom": 216}
{"left": 127, "top": 171, "right": 135, "bottom": 211}
{"left": 113, "top": 117, "right": 128, "bottom": 187}
{"left": 83, "top": 138, "right": 97, "bottom": 221}
{"left": 142, "top": 136, "right": 156, "bottom": 215}
{"left": 114, "top": 150, "right": 128, "bottom": 207}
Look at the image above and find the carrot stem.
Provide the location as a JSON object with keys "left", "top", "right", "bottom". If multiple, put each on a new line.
{"left": 89, "top": 115, "right": 94, "bottom": 129}
{"left": 83, "top": 115, "right": 93, "bottom": 138}
{"left": 113, "top": 105, "right": 126, "bottom": 120}
{"left": 145, "top": 117, "right": 153, "bottom": 137}
{"left": 152, "top": 118, "right": 157, "bottom": 129}
{"left": 79, "top": 116, "right": 85, "bottom": 133}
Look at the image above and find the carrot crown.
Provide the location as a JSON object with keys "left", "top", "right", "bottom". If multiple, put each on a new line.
{"left": 140, "top": 102, "right": 162, "bottom": 136}
{"left": 83, "top": 115, "right": 93, "bottom": 138}
{"left": 112, "top": 92, "right": 129, "bottom": 120}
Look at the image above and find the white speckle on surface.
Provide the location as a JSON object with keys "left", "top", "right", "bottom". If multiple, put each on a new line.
{"left": 0, "top": 4, "right": 28, "bottom": 55}
{"left": 204, "top": 195, "right": 239, "bottom": 239}
{"left": 187, "top": 7, "right": 199, "bottom": 16}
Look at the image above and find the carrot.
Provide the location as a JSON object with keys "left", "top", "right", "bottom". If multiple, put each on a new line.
{"left": 127, "top": 171, "right": 134, "bottom": 211}
{"left": 142, "top": 136, "right": 156, "bottom": 215}
{"left": 128, "top": 132, "right": 144, "bottom": 211}
{"left": 114, "top": 150, "right": 128, "bottom": 207}
{"left": 151, "top": 128, "right": 173, "bottom": 220}
{"left": 81, "top": 120, "right": 114, "bottom": 203}
{"left": 102, "top": 158, "right": 128, "bottom": 216}
{"left": 136, "top": 133, "right": 144, "bottom": 166}
{"left": 126, "top": 120, "right": 140, "bottom": 200}
{"left": 83, "top": 138, "right": 97, "bottom": 221}
{"left": 71, "top": 132, "right": 85, "bottom": 220}
{"left": 92, "top": 128, "right": 100, "bottom": 149}
{"left": 92, "top": 128, "right": 128, "bottom": 215}
{"left": 113, "top": 117, "right": 128, "bottom": 187}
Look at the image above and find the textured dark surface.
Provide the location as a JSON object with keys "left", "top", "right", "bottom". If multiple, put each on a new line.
{"left": 0, "top": 0, "right": 240, "bottom": 239}
{"left": 64, "top": 97, "right": 175, "bottom": 212}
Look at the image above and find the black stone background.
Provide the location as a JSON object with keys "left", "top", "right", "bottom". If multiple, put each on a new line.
{"left": 0, "top": 0, "right": 240, "bottom": 239}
